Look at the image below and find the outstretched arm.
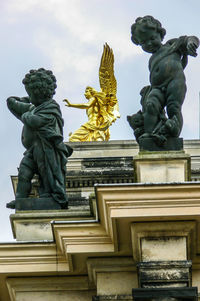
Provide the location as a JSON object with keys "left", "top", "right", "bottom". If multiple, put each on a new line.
{"left": 167, "top": 36, "right": 199, "bottom": 57}
{"left": 7, "top": 97, "right": 33, "bottom": 120}
{"left": 7, "top": 97, "right": 48, "bottom": 128}
{"left": 63, "top": 97, "right": 96, "bottom": 109}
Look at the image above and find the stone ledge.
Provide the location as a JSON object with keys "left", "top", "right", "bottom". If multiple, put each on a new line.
{"left": 10, "top": 205, "right": 95, "bottom": 241}
{"left": 93, "top": 295, "right": 132, "bottom": 301}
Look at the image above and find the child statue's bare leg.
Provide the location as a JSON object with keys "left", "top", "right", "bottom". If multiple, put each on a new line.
{"left": 143, "top": 91, "right": 163, "bottom": 135}
{"left": 165, "top": 80, "right": 186, "bottom": 136}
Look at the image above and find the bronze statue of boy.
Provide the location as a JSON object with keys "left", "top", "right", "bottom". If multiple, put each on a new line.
{"left": 7, "top": 68, "right": 73, "bottom": 210}
{"left": 128, "top": 16, "right": 199, "bottom": 147}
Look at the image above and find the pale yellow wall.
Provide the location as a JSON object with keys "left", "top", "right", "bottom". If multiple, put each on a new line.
{"left": 97, "top": 271, "right": 138, "bottom": 295}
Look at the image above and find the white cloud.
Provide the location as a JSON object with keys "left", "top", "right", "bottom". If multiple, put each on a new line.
{"left": 4, "top": 0, "right": 141, "bottom": 57}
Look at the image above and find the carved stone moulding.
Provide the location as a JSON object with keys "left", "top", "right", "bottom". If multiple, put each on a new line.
{"left": 137, "top": 260, "right": 192, "bottom": 288}
{"left": 132, "top": 287, "right": 198, "bottom": 301}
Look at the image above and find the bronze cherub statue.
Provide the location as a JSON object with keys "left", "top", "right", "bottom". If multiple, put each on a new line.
{"left": 128, "top": 16, "right": 199, "bottom": 149}
{"left": 7, "top": 68, "right": 73, "bottom": 210}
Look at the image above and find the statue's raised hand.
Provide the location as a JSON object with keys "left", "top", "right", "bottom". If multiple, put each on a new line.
{"left": 187, "top": 37, "right": 199, "bottom": 57}
{"left": 63, "top": 99, "right": 71, "bottom": 107}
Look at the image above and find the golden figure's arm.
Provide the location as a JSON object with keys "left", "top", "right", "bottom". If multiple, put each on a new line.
{"left": 63, "top": 97, "right": 96, "bottom": 109}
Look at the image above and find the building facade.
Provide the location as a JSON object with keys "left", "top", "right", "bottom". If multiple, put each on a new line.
{"left": 1, "top": 140, "right": 200, "bottom": 300}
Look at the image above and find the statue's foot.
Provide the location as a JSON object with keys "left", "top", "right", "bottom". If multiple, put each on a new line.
{"left": 6, "top": 200, "right": 16, "bottom": 209}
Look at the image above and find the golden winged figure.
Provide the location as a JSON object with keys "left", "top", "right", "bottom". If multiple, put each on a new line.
{"left": 63, "top": 43, "right": 120, "bottom": 142}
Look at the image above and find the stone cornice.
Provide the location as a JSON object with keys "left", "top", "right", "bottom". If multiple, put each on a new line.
{"left": 2, "top": 182, "right": 200, "bottom": 299}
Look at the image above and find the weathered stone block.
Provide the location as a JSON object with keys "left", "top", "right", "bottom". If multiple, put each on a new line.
{"left": 134, "top": 151, "right": 191, "bottom": 183}
{"left": 141, "top": 237, "right": 187, "bottom": 261}
{"left": 138, "top": 261, "right": 192, "bottom": 288}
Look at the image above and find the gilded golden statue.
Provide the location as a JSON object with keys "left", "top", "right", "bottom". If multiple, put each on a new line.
{"left": 63, "top": 43, "right": 120, "bottom": 142}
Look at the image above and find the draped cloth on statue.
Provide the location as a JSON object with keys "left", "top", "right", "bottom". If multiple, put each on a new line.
{"left": 22, "top": 99, "right": 73, "bottom": 205}
{"left": 69, "top": 120, "right": 110, "bottom": 142}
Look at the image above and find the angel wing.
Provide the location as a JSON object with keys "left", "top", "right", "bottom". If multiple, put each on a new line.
{"left": 99, "top": 43, "right": 117, "bottom": 96}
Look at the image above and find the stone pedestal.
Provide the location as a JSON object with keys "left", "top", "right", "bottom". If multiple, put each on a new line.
{"left": 134, "top": 151, "right": 191, "bottom": 183}
{"left": 131, "top": 220, "right": 196, "bottom": 298}
{"left": 10, "top": 205, "right": 94, "bottom": 241}
{"left": 132, "top": 149, "right": 195, "bottom": 295}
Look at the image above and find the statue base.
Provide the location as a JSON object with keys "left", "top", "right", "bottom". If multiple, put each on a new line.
{"left": 7, "top": 197, "right": 66, "bottom": 211}
{"left": 139, "top": 137, "right": 183, "bottom": 152}
{"left": 10, "top": 205, "right": 93, "bottom": 241}
{"left": 134, "top": 151, "right": 191, "bottom": 183}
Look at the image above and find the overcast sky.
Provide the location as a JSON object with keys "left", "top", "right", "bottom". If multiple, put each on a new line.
{"left": 0, "top": 0, "right": 200, "bottom": 241}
